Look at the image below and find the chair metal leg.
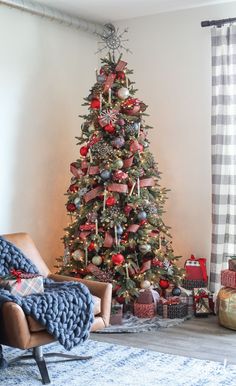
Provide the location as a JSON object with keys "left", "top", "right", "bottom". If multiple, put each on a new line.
{"left": 33, "top": 347, "right": 50, "bottom": 385}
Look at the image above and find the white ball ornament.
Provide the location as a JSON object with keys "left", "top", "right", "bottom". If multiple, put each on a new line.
{"left": 72, "top": 249, "right": 84, "bottom": 261}
{"left": 140, "top": 280, "right": 151, "bottom": 289}
{"left": 117, "top": 87, "right": 129, "bottom": 100}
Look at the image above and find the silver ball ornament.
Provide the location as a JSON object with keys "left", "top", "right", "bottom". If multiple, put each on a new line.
{"left": 140, "top": 280, "right": 151, "bottom": 289}
{"left": 139, "top": 244, "right": 152, "bottom": 254}
{"left": 113, "top": 159, "right": 124, "bottom": 170}
{"left": 117, "top": 87, "right": 129, "bottom": 100}
{"left": 137, "top": 211, "right": 147, "bottom": 221}
{"left": 74, "top": 197, "right": 81, "bottom": 208}
{"left": 92, "top": 255, "right": 103, "bottom": 266}
{"left": 100, "top": 170, "right": 111, "bottom": 180}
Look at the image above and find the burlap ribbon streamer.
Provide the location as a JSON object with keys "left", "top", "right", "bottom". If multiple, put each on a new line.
{"left": 123, "top": 156, "right": 134, "bottom": 168}
{"left": 127, "top": 224, "right": 140, "bottom": 232}
{"left": 103, "top": 232, "right": 114, "bottom": 247}
{"left": 70, "top": 163, "right": 84, "bottom": 178}
{"left": 108, "top": 183, "right": 128, "bottom": 193}
{"left": 84, "top": 186, "right": 103, "bottom": 203}
{"left": 140, "top": 178, "right": 155, "bottom": 187}
{"left": 115, "top": 60, "right": 127, "bottom": 71}
{"left": 88, "top": 166, "right": 99, "bottom": 175}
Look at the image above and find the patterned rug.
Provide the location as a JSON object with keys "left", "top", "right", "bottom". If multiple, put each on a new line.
{"left": 1, "top": 340, "right": 236, "bottom": 386}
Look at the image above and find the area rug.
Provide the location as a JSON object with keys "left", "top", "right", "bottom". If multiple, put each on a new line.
{"left": 96, "top": 313, "right": 187, "bottom": 333}
{"left": 1, "top": 340, "right": 236, "bottom": 386}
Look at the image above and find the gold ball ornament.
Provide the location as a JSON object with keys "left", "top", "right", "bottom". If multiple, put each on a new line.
{"left": 140, "top": 280, "right": 151, "bottom": 289}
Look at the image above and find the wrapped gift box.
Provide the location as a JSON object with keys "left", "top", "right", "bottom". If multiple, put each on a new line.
{"left": 221, "top": 269, "right": 236, "bottom": 288}
{"left": 134, "top": 289, "right": 158, "bottom": 318}
{"left": 157, "top": 302, "right": 188, "bottom": 319}
{"left": 181, "top": 279, "right": 208, "bottom": 290}
{"left": 193, "top": 288, "right": 210, "bottom": 317}
{"left": 110, "top": 304, "right": 123, "bottom": 325}
{"left": 0, "top": 271, "right": 44, "bottom": 297}
{"left": 228, "top": 258, "right": 236, "bottom": 272}
{"left": 179, "top": 286, "right": 194, "bottom": 317}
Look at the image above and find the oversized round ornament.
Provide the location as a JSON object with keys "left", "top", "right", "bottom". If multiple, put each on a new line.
{"left": 72, "top": 249, "right": 84, "bottom": 261}
{"left": 116, "top": 225, "right": 124, "bottom": 235}
{"left": 112, "top": 253, "right": 125, "bottom": 265}
{"left": 97, "top": 74, "right": 106, "bottom": 83}
{"left": 100, "top": 170, "right": 111, "bottom": 180}
{"left": 122, "top": 98, "right": 141, "bottom": 116}
{"left": 69, "top": 184, "right": 78, "bottom": 193}
{"left": 104, "top": 123, "right": 115, "bottom": 134}
{"left": 140, "top": 280, "right": 151, "bottom": 289}
{"left": 92, "top": 255, "right": 103, "bottom": 266}
{"left": 74, "top": 197, "right": 81, "bottom": 209}
{"left": 159, "top": 279, "right": 170, "bottom": 289}
{"left": 90, "top": 98, "right": 100, "bottom": 109}
{"left": 113, "top": 170, "right": 128, "bottom": 181}
{"left": 139, "top": 244, "right": 152, "bottom": 254}
{"left": 137, "top": 211, "right": 147, "bottom": 221}
{"left": 172, "top": 287, "right": 181, "bottom": 296}
{"left": 117, "top": 87, "right": 129, "bottom": 100}
{"left": 66, "top": 203, "right": 76, "bottom": 212}
{"left": 116, "top": 71, "right": 125, "bottom": 80}
{"left": 111, "top": 136, "right": 125, "bottom": 148}
{"left": 106, "top": 196, "right": 116, "bottom": 206}
{"left": 113, "top": 158, "right": 124, "bottom": 170}
{"left": 80, "top": 146, "right": 88, "bottom": 156}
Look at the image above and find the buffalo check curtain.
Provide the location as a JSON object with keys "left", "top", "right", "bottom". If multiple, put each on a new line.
{"left": 210, "top": 25, "right": 236, "bottom": 292}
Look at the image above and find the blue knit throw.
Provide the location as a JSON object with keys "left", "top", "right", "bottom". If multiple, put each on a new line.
{"left": 0, "top": 236, "right": 94, "bottom": 368}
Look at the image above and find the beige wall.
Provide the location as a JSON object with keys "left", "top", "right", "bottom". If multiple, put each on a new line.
{"left": 118, "top": 1, "right": 236, "bottom": 268}
{"left": 0, "top": 6, "right": 97, "bottom": 269}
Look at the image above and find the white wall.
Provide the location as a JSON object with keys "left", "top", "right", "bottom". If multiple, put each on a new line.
{"left": 118, "top": 1, "right": 236, "bottom": 268}
{"left": 0, "top": 6, "right": 98, "bottom": 269}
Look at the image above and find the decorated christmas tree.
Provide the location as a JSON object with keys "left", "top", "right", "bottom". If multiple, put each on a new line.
{"left": 58, "top": 50, "right": 185, "bottom": 303}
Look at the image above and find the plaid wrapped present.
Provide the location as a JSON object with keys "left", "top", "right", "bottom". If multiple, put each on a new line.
{"left": 134, "top": 289, "right": 159, "bottom": 318}
{"left": 193, "top": 288, "right": 210, "bottom": 317}
{"left": 0, "top": 269, "right": 44, "bottom": 296}
{"left": 221, "top": 269, "right": 236, "bottom": 288}
{"left": 157, "top": 298, "right": 188, "bottom": 319}
{"left": 179, "top": 286, "right": 194, "bottom": 317}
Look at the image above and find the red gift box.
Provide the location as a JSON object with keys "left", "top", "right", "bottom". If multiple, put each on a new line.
{"left": 185, "top": 255, "right": 208, "bottom": 282}
{"left": 134, "top": 289, "right": 158, "bottom": 318}
{"left": 221, "top": 269, "right": 236, "bottom": 288}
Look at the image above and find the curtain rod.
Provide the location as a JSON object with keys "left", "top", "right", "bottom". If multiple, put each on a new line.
{"left": 0, "top": 0, "right": 108, "bottom": 36}
{"left": 201, "top": 17, "right": 236, "bottom": 28}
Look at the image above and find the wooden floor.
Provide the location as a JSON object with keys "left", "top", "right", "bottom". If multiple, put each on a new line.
{"left": 92, "top": 315, "right": 236, "bottom": 365}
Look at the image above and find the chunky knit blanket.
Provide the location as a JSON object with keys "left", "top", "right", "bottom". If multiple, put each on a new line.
{"left": 0, "top": 236, "right": 94, "bottom": 368}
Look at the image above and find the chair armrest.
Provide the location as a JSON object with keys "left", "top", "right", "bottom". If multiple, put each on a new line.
{"left": 49, "top": 273, "right": 112, "bottom": 327}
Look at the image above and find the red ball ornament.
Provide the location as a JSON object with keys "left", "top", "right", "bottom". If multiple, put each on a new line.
{"left": 159, "top": 279, "right": 170, "bottom": 289}
{"left": 124, "top": 205, "right": 132, "bottom": 215}
{"left": 112, "top": 253, "right": 125, "bottom": 265}
{"left": 121, "top": 98, "right": 141, "bottom": 116}
{"left": 90, "top": 98, "right": 100, "bottom": 109}
{"left": 140, "top": 219, "right": 147, "bottom": 226}
{"left": 104, "top": 123, "right": 115, "bottom": 134}
{"left": 88, "top": 242, "right": 96, "bottom": 251}
{"left": 69, "top": 184, "right": 78, "bottom": 193}
{"left": 66, "top": 203, "right": 76, "bottom": 212}
{"left": 116, "top": 296, "right": 125, "bottom": 304}
{"left": 80, "top": 146, "right": 88, "bottom": 156}
{"left": 116, "top": 71, "right": 125, "bottom": 80}
{"left": 106, "top": 196, "right": 116, "bottom": 206}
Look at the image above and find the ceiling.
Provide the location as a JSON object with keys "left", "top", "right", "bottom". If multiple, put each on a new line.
{"left": 36, "top": 0, "right": 236, "bottom": 23}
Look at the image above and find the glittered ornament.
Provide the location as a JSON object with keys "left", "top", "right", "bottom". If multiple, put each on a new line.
{"left": 80, "top": 146, "right": 88, "bottom": 156}
{"left": 88, "top": 242, "right": 96, "bottom": 251}
{"left": 116, "top": 71, "right": 125, "bottom": 80}
{"left": 92, "top": 255, "right": 103, "bottom": 266}
{"left": 90, "top": 98, "right": 100, "bottom": 109}
{"left": 69, "top": 184, "right": 78, "bottom": 193}
{"left": 111, "top": 136, "right": 125, "bottom": 148}
{"left": 113, "top": 170, "right": 128, "bottom": 181}
{"left": 121, "top": 98, "right": 141, "bottom": 116}
{"left": 139, "top": 244, "right": 151, "bottom": 254}
{"left": 140, "top": 280, "right": 151, "bottom": 289}
{"left": 97, "top": 74, "right": 106, "bottom": 83}
{"left": 66, "top": 203, "right": 76, "bottom": 212}
{"left": 100, "top": 170, "right": 111, "bottom": 180}
{"left": 117, "top": 87, "right": 129, "bottom": 100}
{"left": 106, "top": 196, "right": 116, "bottom": 206}
{"left": 112, "top": 253, "right": 125, "bottom": 265}
{"left": 74, "top": 197, "right": 81, "bottom": 208}
{"left": 159, "top": 279, "right": 170, "bottom": 289}
{"left": 116, "top": 225, "right": 124, "bottom": 235}
{"left": 137, "top": 211, "right": 147, "bottom": 221}
{"left": 172, "top": 287, "right": 181, "bottom": 296}
{"left": 104, "top": 123, "right": 115, "bottom": 134}
{"left": 113, "top": 159, "right": 124, "bottom": 170}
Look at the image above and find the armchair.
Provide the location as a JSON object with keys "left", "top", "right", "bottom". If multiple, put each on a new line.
{"left": 0, "top": 233, "right": 112, "bottom": 384}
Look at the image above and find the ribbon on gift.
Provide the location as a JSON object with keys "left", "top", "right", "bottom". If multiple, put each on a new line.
{"left": 115, "top": 60, "right": 127, "bottom": 71}
{"left": 10, "top": 269, "right": 22, "bottom": 284}
{"left": 107, "top": 183, "right": 128, "bottom": 194}
{"left": 159, "top": 296, "right": 180, "bottom": 305}
{"left": 123, "top": 156, "right": 134, "bottom": 168}
{"left": 140, "top": 178, "right": 155, "bottom": 188}
{"left": 84, "top": 186, "right": 103, "bottom": 203}
{"left": 104, "top": 73, "right": 116, "bottom": 92}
